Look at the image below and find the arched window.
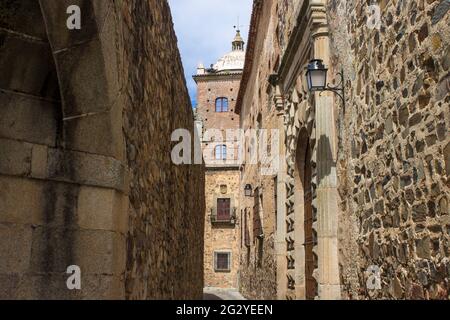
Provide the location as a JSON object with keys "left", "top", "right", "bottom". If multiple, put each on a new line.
{"left": 215, "top": 144, "right": 227, "bottom": 160}
{"left": 215, "top": 97, "right": 229, "bottom": 112}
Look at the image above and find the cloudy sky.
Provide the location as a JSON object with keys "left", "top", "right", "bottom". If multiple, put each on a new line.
{"left": 168, "top": 0, "right": 253, "bottom": 106}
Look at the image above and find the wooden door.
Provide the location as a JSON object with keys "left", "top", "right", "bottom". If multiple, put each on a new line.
{"left": 304, "top": 140, "right": 316, "bottom": 299}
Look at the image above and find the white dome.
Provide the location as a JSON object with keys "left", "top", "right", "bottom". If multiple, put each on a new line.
{"left": 213, "top": 50, "right": 245, "bottom": 72}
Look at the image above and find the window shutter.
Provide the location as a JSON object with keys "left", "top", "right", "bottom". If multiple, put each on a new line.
{"left": 217, "top": 198, "right": 231, "bottom": 220}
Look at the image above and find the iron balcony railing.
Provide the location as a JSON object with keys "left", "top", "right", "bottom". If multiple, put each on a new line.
{"left": 210, "top": 207, "right": 237, "bottom": 225}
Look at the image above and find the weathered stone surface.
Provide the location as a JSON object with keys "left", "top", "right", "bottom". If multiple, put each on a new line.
{"left": 31, "top": 144, "right": 48, "bottom": 179}
{"left": 77, "top": 186, "right": 128, "bottom": 234}
{"left": 0, "top": 0, "right": 205, "bottom": 300}
{"left": 329, "top": 0, "right": 450, "bottom": 300}
{"left": 444, "top": 142, "right": 450, "bottom": 177}
{"left": 0, "top": 1, "right": 48, "bottom": 39}
{"left": 119, "top": 0, "right": 205, "bottom": 300}
{"left": 29, "top": 228, "right": 126, "bottom": 275}
{"left": 0, "top": 176, "right": 46, "bottom": 225}
{"left": 432, "top": 0, "right": 450, "bottom": 25}
{"left": 46, "top": 149, "right": 126, "bottom": 192}
{"left": 0, "top": 138, "right": 32, "bottom": 176}
{"left": 15, "top": 274, "right": 124, "bottom": 300}
{"left": 0, "top": 30, "right": 59, "bottom": 99}
{"left": 38, "top": 0, "right": 107, "bottom": 51}
{"left": 0, "top": 274, "right": 20, "bottom": 300}
{"left": 0, "top": 91, "right": 58, "bottom": 146}
{"left": 0, "top": 224, "right": 32, "bottom": 274}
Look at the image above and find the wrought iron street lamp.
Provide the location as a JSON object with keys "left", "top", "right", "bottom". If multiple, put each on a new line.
{"left": 306, "top": 59, "right": 345, "bottom": 105}
{"left": 244, "top": 184, "right": 252, "bottom": 197}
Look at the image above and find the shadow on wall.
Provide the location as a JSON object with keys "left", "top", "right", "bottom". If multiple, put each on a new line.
{"left": 316, "top": 134, "right": 335, "bottom": 185}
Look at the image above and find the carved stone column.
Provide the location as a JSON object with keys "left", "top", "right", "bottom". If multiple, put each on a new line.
{"left": 274, "top": 85, "right": 288, "bottom": 300}
{"left": 308, "top": 0, "right": 341, "bottom": 300}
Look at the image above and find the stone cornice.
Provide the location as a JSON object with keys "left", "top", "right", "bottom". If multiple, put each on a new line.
{"left": 273, "top": 1, "right": 309, "bottom": 93}
{"left": 308, "top": 1, "right": 329, "bottom": 39}
{"left": 275, "top": 1, "right": 329, "bottom": 93}
{"left": 193, "top": 72, "right": 242, "bottom": 83}
{"left": 205, "top": 165, "right": 241, "bottom": 172}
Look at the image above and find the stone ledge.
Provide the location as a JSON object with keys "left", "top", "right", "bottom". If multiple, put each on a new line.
{"left": 0, "top": 138, "right": 128, "bottom": 193}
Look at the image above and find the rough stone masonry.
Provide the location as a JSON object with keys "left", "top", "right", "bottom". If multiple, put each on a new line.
{"left": 329, "top": 0, "right": 450, "bottom": 299}
{"left": 0, "top": 0, "right": 205, "bottom": 299}
{"left": 235, "top": 0, "right": 449, "bottom": 300}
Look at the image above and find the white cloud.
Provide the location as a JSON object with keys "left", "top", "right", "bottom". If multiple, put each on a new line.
{"left": 168, "top": 0, "right": 253, "bottom": 106}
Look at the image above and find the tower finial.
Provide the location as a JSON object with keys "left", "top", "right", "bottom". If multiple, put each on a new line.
{"left": 233, "top": 15, "right": 244, "bottom": 32}
{"left": 232, "top": 16, "right": 245, "bottom": 51}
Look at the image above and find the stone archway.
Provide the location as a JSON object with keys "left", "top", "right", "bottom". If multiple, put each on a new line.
{"left": 0, "top": 1, "right": 62, "bottom": 146}
{"left": 38, "top": 0, "right": 124, "bottom": 159}
{"left": 0, "top": 1, "right": 127, "bottom": 299}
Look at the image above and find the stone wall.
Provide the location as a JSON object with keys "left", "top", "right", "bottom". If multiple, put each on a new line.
{"left": 0, "top": 0, "right": 128, "bottom": 299}
{"left": 329, "top": 0, "right": 450, "bottom": 299}
{"left": 0, "top": 0, "right": 205, "bottom": 300}
{"left": 203, "top": 170, "right": 240, "bottom": 288}
{"left": 237, "top": 0, "right": 282, "bottom": 300}
{"left": 237, "top": 0, "right": 449, "bottom": 300}
{"left": 119, "top": 0, "right": 205, "bottom": 300}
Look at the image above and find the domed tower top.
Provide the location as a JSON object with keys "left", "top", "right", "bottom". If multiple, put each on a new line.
{"left": 211, "top": 30, "right": 246, "bottom": 72}
{"left": 232, "top": 29, "right": 245, "bottom": 51}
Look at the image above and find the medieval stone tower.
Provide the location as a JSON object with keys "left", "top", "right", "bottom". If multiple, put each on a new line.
{"left": 193, "top": 30, "right": 245, "bottom": 289}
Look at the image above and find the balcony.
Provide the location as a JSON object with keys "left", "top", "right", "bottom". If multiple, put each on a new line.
{"left": 210, "top": 207, "right": 237, "bottom": 226}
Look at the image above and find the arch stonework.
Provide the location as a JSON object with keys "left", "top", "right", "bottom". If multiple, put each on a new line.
{"left": 39, "top": 0, "right": 124, "bottom": 159}
{"left": 284, "top": 89, "right": 319, "bottom": 300}
{"left": 0, "top": 0, "right": 127, "bottom": 299}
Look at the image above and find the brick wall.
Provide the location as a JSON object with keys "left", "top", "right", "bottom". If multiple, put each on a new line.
{"left": 196, "top": 77, "right": 241, "bottom": 132}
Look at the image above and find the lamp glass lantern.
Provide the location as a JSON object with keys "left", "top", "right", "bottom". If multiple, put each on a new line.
{"left": 306, "top": 59, "right": 328, "bottom": 91}
{"left": 244, "top": 184, "right": 252, "bottom": 197}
